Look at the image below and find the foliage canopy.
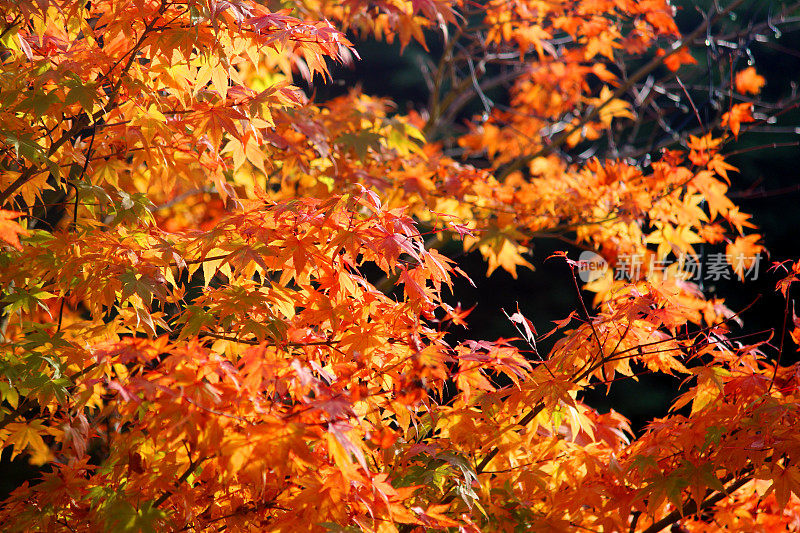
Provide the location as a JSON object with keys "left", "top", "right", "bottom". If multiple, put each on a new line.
{"left": 1, "top": 0, "right": 800, "bottom": 531}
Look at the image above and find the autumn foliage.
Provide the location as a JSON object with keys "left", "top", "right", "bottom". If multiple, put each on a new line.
{"left": 1, "top": 0, "right": 800, "bottom": 531}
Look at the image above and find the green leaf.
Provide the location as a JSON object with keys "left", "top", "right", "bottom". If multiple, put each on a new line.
{"left": 109, "top": 192, "right": 156, "bottom": 226}
{"left": 2, "top": 285, "right": 56, "bottom": 315}
{"left": 63, "top": 75, "right": 99, "bottom": 110}
{"left": 1, "top": 131, "right": 46, "bottom": 163}
{"left": 100, "top": 493, "right": 167, "bottom": 533}
{"left": 175, "top": 305, "right": 215, "bottom": 339}
{"left": 119, "top": 269, "right": 154, "bottom": 305}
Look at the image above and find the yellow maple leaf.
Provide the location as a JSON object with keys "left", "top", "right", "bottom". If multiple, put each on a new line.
{"left": 589, "top": 86, "right": 635, "bottom": 128}
{"left": 584, "top": 30, "right": 621, "bottom": 61}
{"left": 4, "top": 421, "right": 52, "bottom": 464}
{"left": 480, "top": 237, "right": 534, "bottom": 279}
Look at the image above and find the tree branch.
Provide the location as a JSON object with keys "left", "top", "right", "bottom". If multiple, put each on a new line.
{"left": 497, "top": 0, "right": 747, "bottom": 180}
{"left": 199, "top": 331, "right": 339, "bottom": 348}
{"left": 640, "top": 474, "right": 752, "bottom": 533}
{"left": 153, "top": 454, "right": 209, "bottom": 508}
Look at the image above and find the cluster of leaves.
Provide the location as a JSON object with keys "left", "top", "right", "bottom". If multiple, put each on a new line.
{"left": 1, "top": 0, "right": 800, "bottom": 531}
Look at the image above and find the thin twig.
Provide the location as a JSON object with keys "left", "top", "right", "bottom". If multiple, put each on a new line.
{"left": 199, "top": 331, "right": 339, "bottom": 348}
{"left": 640, "top": 474, "right": 752, "bottom": 533}
{"left": 497, "top": 0, "right": 747, "bottom": 179}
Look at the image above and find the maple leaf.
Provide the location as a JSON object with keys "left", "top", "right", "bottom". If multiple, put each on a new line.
{"left": 506, "top": 305, "right": 537, "bottom": 344}
{"left": 735, "top": 67, "right": 766, "bottom": 95}
{"left": 768, "top": 465, "right": 800, "bottom": 509}
{"left": 790, "top": 311, "right": 800, "bottom": 348}
{"left": 444, "top": 303, "right": 474, "bottom": 327}
{"left": 726, "top": 234, "right": 765, "bottom": 280}
{"left": 0, "top": 210, "right": 28, "bottom": 250}
{"left": 584, "top": 30, "right": 621, "bottom": 61}
{"left": 721, "top": 103, "right": 755, "bottom": 139}
{"left": 4, "top": 421, "right": 51, "bottom": 464}
{"left": 589, "top": 86, "right": 635, "bottom": 128}
{"left": 659, "top": 47, "right": 697, "bottom": 71}
{"left": 480, "top": 237, "right": 534, "bottom": 279}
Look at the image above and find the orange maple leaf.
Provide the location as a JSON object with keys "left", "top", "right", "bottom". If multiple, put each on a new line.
{"left": 658, "top": 47, "right": 697, "bottom": 72}
{"left": 735, "top": 67, "right": 766, "bottom": 95}
{"left": 726, "top": 234, "right": 765, "bottom": 280}
{"left": 721, "top": 103, "right": 755, "bottom": 139}
{"left": 790, "top": 311, "right": 800, "bottom": 348}
{"left": 0, "top": 210, "right": 28, "bottom": 250}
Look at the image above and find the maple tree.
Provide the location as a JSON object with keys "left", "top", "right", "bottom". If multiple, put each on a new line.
{"left": 2, "top": 0, "right": 800, "bottom": 530}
